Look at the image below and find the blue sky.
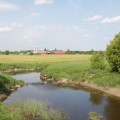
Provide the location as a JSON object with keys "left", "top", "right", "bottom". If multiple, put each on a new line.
{"left": 0, "top": 0, "right": 120, "bottom": 51}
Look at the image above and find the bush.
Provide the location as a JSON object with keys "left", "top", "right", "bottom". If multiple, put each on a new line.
{"left": 106, "top": 33, "right": 120, "bottom": 72}
{"left": 90, "top": 53, "right": 106, "bottom": 70}
{"left": 4, "top": 50, "right": 9, "bottom": 55}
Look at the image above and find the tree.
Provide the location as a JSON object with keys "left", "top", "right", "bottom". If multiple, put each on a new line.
{"left": 4, "top": 50, "right": 9, "bottom": 55}
{"left": 106, "top": 33, "right": 120, "bottom": 72}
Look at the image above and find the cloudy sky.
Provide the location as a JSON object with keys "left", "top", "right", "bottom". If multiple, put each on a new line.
{"left": 0, "top": 0, "right": 120, "bottom": 51}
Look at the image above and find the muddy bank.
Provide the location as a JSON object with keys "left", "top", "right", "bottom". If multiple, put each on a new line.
{"left": 40, "top": 75, "right": 120, "bottom": 99}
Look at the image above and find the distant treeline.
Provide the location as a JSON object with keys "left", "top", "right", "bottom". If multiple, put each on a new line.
{"left": 0, "top": 49, "right": 104, "bottom": 55}
{"left": 65, "top": 49, "right": 104, "bottom": 55}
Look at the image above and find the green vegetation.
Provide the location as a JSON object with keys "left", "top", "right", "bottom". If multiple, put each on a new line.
{"left": 41, "top": 61, "right": 120, "bottom": 87}
{"left": 0, "top": 73, "right": 24, "bottom": 94}
{"left": 90, "top": 53, "right": 106, "bottom": 70}
{"left": 0, "top": 63, "right": 50, "bottom": 71}
{"left": 106, "top": 33, "right": 120, "bottom": 72}
{"left": 0, "top": 102, "right": 20, "bottom": 120}
{"left": 0, "top": 54, "right": 120, "bottom": 88}
{"left": 0, "top": 55, "right": 91, "bottom": 64}
{"left": 4, "top": 50, "right": 10, "bottom": 55}
{"left": 0, "top": 100, "right": 68, "bottom": 120}
{"left": 89, "top": 112, "right": 102, "bottom": 120}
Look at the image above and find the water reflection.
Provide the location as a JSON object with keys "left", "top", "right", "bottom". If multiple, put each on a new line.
{"left": 89, "top": 93, "right": 103, "bottom": 105}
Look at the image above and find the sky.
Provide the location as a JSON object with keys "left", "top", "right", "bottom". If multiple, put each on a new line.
{"left": 0, "top": 0, "right": 120, "bottom": 51}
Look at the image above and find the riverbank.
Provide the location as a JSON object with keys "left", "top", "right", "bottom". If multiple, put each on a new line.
{"left": 0, "top": 73, "right": 25, "bottom": 101}
{"left": 41, "top": 75, "right": 120, "bottom": 98}
{"left": 41, "top": 61, "right": 120, "bottom": 98}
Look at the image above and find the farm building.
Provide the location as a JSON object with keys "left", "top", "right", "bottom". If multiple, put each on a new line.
{"left": 36, "top": 51, "right": 47, "bottom": 55}
{"left": 53, "top": 51, "right": 65, "bottom": 55}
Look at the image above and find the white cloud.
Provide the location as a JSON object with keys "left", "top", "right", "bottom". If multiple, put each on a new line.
{"left": 0, "top": 2, "right": 20, "bottom": 11}
{"left": 83, "top": 34, "right": 90, "bottom": 38}
{"left": 101, "top": 16, "right": 120, "bottom": 24}
{"left": 0, "top": 26, "right": 13, "bottom": 32}
{"left": 31, "top": 12, "right": 42, "bottom": 17}
{"left": 34, "top": 0, "right": 53, "bottom": 5}
{"left": 87, "top": 15, "right": 103, "bottom": 21}
{"left": 0, "top": 22, "right": 23, "bottom": 32}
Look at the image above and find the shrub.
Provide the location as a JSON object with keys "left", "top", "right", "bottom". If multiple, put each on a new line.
{"left": 90, "top": 53, "right": 106, "bottom": 70}
{"left": 106, "top": 33, "right": 120, "bottom": 72}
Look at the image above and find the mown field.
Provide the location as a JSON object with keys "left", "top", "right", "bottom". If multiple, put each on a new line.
{"left": 0, "top": 55, "right": 91, "bottom": 63}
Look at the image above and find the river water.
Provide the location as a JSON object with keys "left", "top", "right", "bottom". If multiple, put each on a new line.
{"left": 4, "top": 72, "right": 120, "bottom": 120}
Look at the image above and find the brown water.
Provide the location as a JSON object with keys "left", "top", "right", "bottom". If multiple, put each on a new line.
{"left": 4, "top": 72, "right": 120, "bottom": 120}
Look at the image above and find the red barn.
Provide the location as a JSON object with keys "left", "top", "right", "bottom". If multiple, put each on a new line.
{"left": 53, "top": 51, "right": 65, "bottom": 55}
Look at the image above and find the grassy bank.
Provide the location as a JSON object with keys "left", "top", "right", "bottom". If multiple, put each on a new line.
{"left": 0, "top": 73, "right": 24, "bottom": 94}
{"left": 0, "top": 63, "right": 51, "bottom": 71}
{"left": 41, "top": 61, "right": 120, "bottom": 88}
{"left": 0, "top": 100, "right": 68, "bottom": 120}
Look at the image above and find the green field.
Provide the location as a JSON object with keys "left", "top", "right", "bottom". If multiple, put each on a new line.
{"left": 0, "top": 55, "right": 91, "bottom": 63}
{"left": 0, "top": 54, "right": 120, "bottom": 87}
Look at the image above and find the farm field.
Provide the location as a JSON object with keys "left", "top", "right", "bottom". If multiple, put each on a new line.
{"left": 0, "top": 55, "right": 91, "bottom": 63}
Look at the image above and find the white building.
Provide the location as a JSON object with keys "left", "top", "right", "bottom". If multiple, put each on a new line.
{"left": 33, "top": 46, "right": 38, "bottom": 53}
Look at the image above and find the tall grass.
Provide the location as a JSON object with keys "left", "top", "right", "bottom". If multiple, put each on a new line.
{"left": 8, "top": 100, "right": 68, "bottom": 120}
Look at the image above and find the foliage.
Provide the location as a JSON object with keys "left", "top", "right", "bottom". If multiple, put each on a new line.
{"left": 90, "top": 53, "right": 106, "bottom": 70}
{"left": 4, "top": 50, "right": 9, "bottom": 55}
{"left": 106, "top": 33, "right": 120, "bottom": 72}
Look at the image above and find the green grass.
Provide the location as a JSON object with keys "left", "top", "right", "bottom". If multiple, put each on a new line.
{"left": 0, "top": 73, "right": 24, "bottom": 94}
{"left": 0, "top": 102, "right": 21, "bottom": 120}
{"left": 0, "top": 55, "right": 91, "bottom": 63}
{"left": 41, "top": 61, "right": 120, "bottom": 87}
{"left": 0, "top": 55, "right": 91, "bottom": 71}
{"left": 0, "top": 63, "right": 51, "bottom": 71}
{"left": 0, "top": 54, "right": 120, "bottom": 87}
{"left": 89, "top": 112, "right": 102, "bottom": 120}
{"left": 41, "top": 61, "right": 90, "bottom": 81}
{"left": 6, "top": 100, "right": 68, "bottom": 120}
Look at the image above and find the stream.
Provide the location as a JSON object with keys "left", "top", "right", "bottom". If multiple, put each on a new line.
{"left": 4, "top": 72, "right": 120, "bottom": 120}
